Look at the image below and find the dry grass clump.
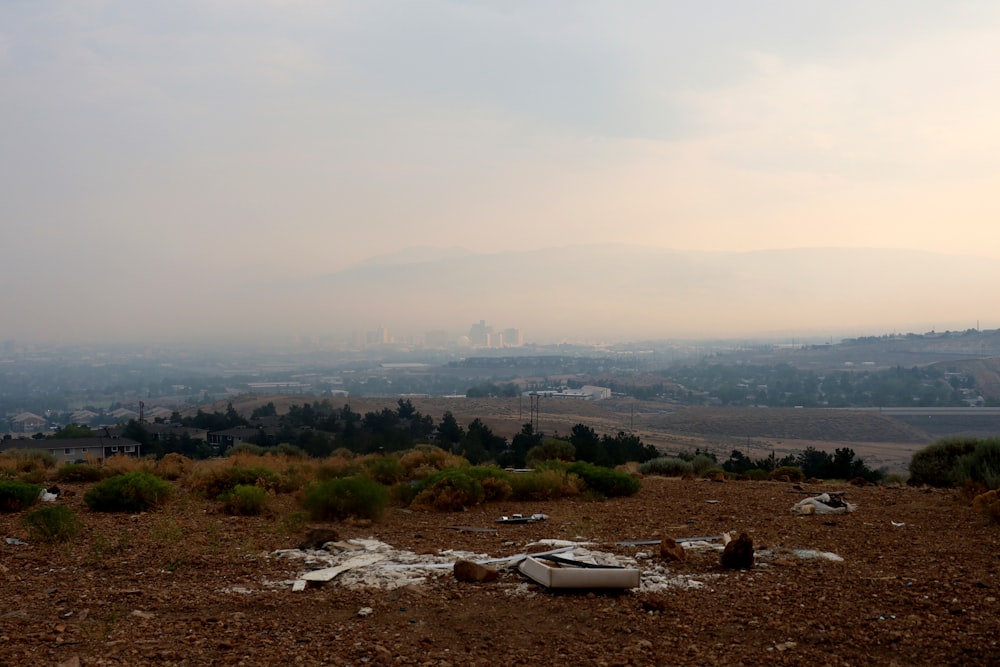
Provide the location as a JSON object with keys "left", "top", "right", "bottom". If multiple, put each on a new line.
{"left": 103, "top": 454, "right": 155, "bottom": 476}
{"left": 769, "top": 466, "right": 805, "bottom": 482}
{"left": 399, "top": 445, "right": 467, "bottom": 480}
{"left": 155, "top": 453, "right": 194, "bottom": 480}
{"left": 185, "top": 452, "right": 313, "bottom": 498}
{"left": 0, "top": 449, "right": 56, "bottom": 481}
{"left": 972, "top": 489, "right": 1000, "bottom": 524}
{"left": 316, "top": 454, "right": 362, "bottom": 480}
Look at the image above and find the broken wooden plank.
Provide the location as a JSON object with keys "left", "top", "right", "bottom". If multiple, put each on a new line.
{"left": 300, "top": 553, "right": 386, "bottom": 583}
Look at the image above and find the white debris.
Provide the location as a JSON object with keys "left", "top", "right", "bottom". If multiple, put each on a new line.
{"left": 792, "top": 549, "right": 845, "bottom": 562}
{"left": 791, "top": 493, "right": 857, "bottom": 515}
{"left": 640, "top": 563, "right": 716, "bottom": 591}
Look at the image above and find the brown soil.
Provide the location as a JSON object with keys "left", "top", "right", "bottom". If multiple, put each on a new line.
{"left": 3, "top": 478, "right": 999, "bottom": 666}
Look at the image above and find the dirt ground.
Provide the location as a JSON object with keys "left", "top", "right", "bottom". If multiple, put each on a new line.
{"left": 3, "top": 476, "right": 999, "bottom": 666}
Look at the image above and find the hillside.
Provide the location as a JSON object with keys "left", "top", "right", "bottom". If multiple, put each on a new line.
{"left": 3, "top": 476, "right": 997, "bottom": 665}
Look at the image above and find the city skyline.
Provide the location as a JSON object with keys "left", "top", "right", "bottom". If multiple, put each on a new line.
{"left": 3, "top": 2, "right": 1000, "bottom": 344}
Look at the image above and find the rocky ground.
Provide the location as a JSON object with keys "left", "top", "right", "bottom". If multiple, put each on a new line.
{"left": 2, "top": 476, "right": 999, "bottom": 666}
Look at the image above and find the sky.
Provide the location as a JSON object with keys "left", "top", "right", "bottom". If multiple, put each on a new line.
{"left": 3, "top": 1, "right": 1000, "bottom": 344}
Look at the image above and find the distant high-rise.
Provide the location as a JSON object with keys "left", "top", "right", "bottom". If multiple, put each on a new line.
{"left": 469, "top": 320, "right": 492, "bottom": 347}
{"left": 502, "top": 328, "right": 524, "bottom": 347}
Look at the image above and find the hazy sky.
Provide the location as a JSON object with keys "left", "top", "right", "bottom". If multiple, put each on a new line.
{"left": 3, "top": 1, "right": 1000, "bottom": 343}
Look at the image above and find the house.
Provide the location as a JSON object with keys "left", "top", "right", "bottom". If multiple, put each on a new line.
{"left": 0, "top": 437, "right": 142, "bottom": 464}
{"left": 207, "top": 427, "right": 263, "bottom": 450}
{"left": 8, "top": 412, "right": 47, "bottom": 434}
{"left": 70, "top": 410, "right": 100, "bottom": 424}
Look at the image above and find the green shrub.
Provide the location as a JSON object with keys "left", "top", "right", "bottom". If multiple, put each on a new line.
{"left": 23, "top": 505, "right": 81, "bottom": 542}
{"left": 219, "top": 484, "right": 269, "bottom": 516}
{"left": 955, "top": 440, "right": 1000, "bottom": 490}
{"left": 84, "top": 471, "right": 172, "bottom": 512}
{"left": 690, "top": 454, "right": 718, "bottom": 476}
{"left": 316, "top": 456, "right": 362, "bottom": 481}
{"left": 638, "top": 457, "right": 694, "bottom": 477}
{"left": 362, "top": 455, "right": 406, "bottom": 485}
{"left": 188, "top": 465, "right": 292, "bottom": 499}
{"left": 567, "top": 461, "right": 641, "bottom": 498}
{"left": 526, "top": 438, "right": 576, "bottom": 465}
{"left": 18, "top": 469, "right": 47, "bottom": 484}
{"left": 0, "top": 480, "right": 43, "bottom": 512}
{"left": 508, "top": 467, "right": 583, "bottom": 501}
{"left": 302, "top": 476, "right": 388, "bottom": 521}
{"left": 908, "top": 438, "right": 978, "bottom": 487}
{"left": 388, "top": 480, "right": 421, "bottom": 507}
{"left": 411, "top": 468, "right": 485, "bottom": 511}
{"left": 769, "top": 466, "right": 805, "bottom": 482}
{"left": 701, "top": 466, "right": 726, "bottom": 479}
{"left": 745, "top": 468, "right": 769, "bottom": 481}
{"left": 56, "top": 463, "right": 105, "bottom": 483}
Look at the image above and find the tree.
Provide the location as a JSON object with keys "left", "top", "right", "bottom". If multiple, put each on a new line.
{"left": 501, "top": 423, "right": 542, "bottom": 468}
{"left": 570, "top": 424, "right": 606, "bottom": 465}
{"left": 47, "top": 424, "right": 96, "bottom": 439}
{"left": 435, "top": 411, "right": 464, "bottom": 450}
{"left": 461, "top": 418, "right": 506, "bottom": 465}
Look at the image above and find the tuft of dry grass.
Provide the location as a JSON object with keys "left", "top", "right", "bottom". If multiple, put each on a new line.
{"left": 399, "top": 445, "right": 467, "bottom": 480}
{"left": 102, "top": 454, "right": 155, "bottom": 476}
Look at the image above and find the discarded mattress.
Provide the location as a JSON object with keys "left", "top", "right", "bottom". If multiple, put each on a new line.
{"left": 518, "top": 555, "right": 640, "bottom": 590}
{"left": 791, "top": 493, "right": 857, "bottom": 515}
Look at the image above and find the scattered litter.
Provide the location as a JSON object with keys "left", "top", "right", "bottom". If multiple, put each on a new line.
{"left": 357, "top": 607, "right": 373, "bottom": 617}
{"left": 496, "top": 513, "right": 549, "bottom": 524}
{"left": 791, "top": 493, "right": 857, "bottom": 515}
{"left": 446, "top": 525, "right": 498, "bottom": 534}
{"left": 5, "top": 537, "right": 28, "bottom": 546}
{"left": 705, "top": 500, "right": 720, "bottom": 504}
{"left": 38, "top": 488, "right": 59, "bottom": 502}
{"left": 616, "top": 535, "right": 722, "bottom": 547}
{"left": 792, "top": 549, "right": 844, "bottom": 562}
{"left": 891, "top": 521, "right": 906, "bottom": 527}
{"left": 299, "top": 553, "right": 387, "bottom": 584}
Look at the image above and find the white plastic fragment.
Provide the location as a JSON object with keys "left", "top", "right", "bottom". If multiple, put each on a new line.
{"left": 791, "top": 493, "right": 857, "bottom": 515}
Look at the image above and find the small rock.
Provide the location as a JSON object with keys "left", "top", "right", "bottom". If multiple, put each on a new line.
{"left": 453, "top": 560, "right": 499, "bottom": 583}
{"left": 659, "top": 537, "right": 686, "bottom": 562}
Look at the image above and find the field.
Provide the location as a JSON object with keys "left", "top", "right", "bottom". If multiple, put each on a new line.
{"left": 3, "top": 396, "right": 993, "bottom": 665}
{"left": 207, "top": 395, "right": 948, "bottom": 472}
{"left": 2, "top": 472, "right": 998, "bottom": 666}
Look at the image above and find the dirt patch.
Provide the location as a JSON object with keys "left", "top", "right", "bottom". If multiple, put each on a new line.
{"left": 2, "top": 477, "right": 998, "bottom": 665}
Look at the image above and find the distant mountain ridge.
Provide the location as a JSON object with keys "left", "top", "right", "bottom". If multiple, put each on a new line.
{"left": 261, "top": 245, "right": 1000, "bottom": 342}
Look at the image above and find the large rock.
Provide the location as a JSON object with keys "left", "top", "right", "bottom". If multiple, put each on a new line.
{"left": 298, "top": 527, "right": 340, "bottom": 550}
{"left": 453, "top": 560, "right": 499, "bottom": 583}
{"left": 720, "top": 532, "right": 754, "bottom": 570}
{"left": 659, "top": 537, "right": 686, "bottom": 562}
